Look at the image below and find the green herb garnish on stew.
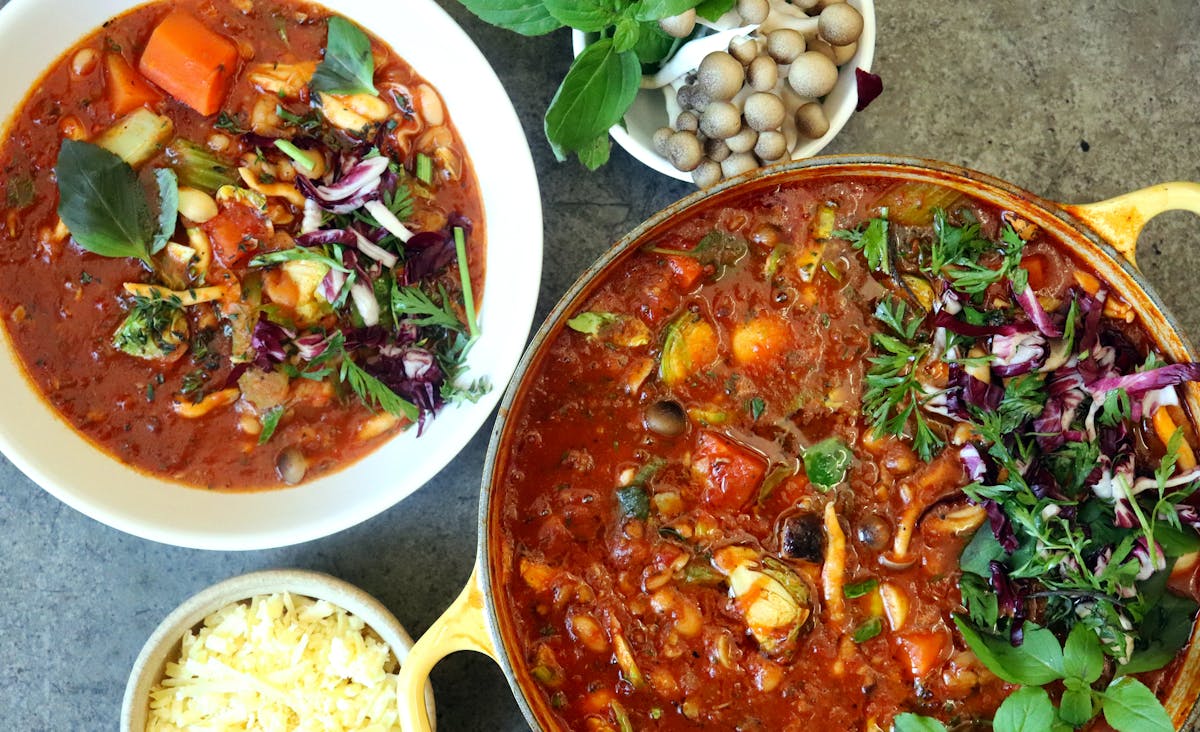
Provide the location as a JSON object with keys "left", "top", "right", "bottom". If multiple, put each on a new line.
{"left": 310, "top": 16, "right": 378, "bottom": 96}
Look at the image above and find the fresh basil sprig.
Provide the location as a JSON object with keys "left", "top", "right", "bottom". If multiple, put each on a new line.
{"left": 459, "top": 0, "right": 734, "bottom": 169}
{"left": 900, "top": 619, "right": 1174, "bottom": 732}
{"left": 311, "top": 16, "right": 377, "bottom": 96}
{"left": 56, "top": 139, "right": 177, "bottom": 265}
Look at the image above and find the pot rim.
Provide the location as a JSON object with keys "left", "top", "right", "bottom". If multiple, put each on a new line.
{"left": 474, "top": 153, "right": 1200, "bottom": 730}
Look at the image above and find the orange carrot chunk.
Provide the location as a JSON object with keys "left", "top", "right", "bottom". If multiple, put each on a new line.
{"left": 105, "top": 53, "right": 162, "bottom": 116}
{"left": 138, "top": 11, "right": 239, "bottom": 116}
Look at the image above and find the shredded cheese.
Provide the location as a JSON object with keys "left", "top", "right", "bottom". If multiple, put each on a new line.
{"left": 146, "top": 593, "right": 401, "bottom": 731}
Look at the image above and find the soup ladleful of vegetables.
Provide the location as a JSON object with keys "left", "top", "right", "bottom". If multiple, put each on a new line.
{"left": 492, "top": 177, "right": 1200, "bottom": 731}
{"left": 0, "top": 0, "right": 486, "bottom": 489}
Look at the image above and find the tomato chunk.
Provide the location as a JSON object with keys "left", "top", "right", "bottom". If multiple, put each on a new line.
{"left": 202, "top": 203, "right": 270, "bottom": 266}
{"left": 665, "top": 254, "right": 703, "bottom": 291}
{"left": 694, "top": 430, "right": 767, "bottom": 510}
{"left": 893, "top": 629, "right": 951, "bottom": 679}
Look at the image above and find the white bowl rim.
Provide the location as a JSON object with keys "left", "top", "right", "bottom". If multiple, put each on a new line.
{"left": 571, "top": 0, "right": 876, "bottom": 182}
{"left": 0, "top": 0, "right": 543, "bottom": 550}
{"left": 120, "top": 569, "right": 436, "bottom": 730}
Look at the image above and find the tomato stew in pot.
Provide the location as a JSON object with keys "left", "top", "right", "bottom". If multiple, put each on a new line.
{"left": 493, "top": 177, "right": 1200, "bottom": 730}
{"left": 0, "top": 0, "right": 484, "bottom": 489}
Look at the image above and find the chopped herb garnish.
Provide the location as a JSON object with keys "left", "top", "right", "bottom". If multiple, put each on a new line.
{"left": 851, "top": 617, "right": 882, "bottom": 643}
{"left": 415, "top": 152, "right": 434, "bottom": 185}
{"left": 258, "top": 405, "right": 284, "bottom": 444}
{"left": 453, "top": 227, "right": 479, "bottom": 339}
{"left": 844, "top": 578, "right": 879, "bottom": 599}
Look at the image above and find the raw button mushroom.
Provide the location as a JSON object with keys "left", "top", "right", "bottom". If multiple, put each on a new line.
{"left": 652, "top": 126, "right": 675, "bottom": 156}
{"left": 744, "top": 92, "right": 786, "bottom": 131}
{"left": 765, "top": 29, "right": 805, "bottom": 64}
{"left": 788, "top": 51, "right": 839, "bottom": 98}
{"left": 737, "top": 0, "right": 770, "bottom": 24}
{"left": 754, "top": 130, "right": 788, "bottom": 161}
{"left": 795, "top": 101, "right": 830, "bottom": 138}
{"left": 665, "top": 131, "right": 704, "bottom": 172}
{"left": 747, "top": 55, "right": 778, "bottom": 91}
{"left": 693, "top": 160, "right": 723, "bottom": 189}
{"left": 722, "top": 152, "right": 758, "bottom": 178}
{"left": 726, "top": 126, "right": 759, "bottom": 154}
{"left": 729, "top": 36, "right": 760, "bottom": 65}
{"left": 659, "top": 8, "right": 697, "bottom": 39}
{"left": 676, "top": 110, "right": 700, "bottom": 132}
{"left": 705, "top": 137, "right": 732, "bottom": 163}
{"left": 700, "top": 101, "right": 742, "bottom": 139}
{"left": 818, "top": 3, "right": 864, "bottom": 46}
{"left": 696, "top": 51, "right": 746, "bottom": 101}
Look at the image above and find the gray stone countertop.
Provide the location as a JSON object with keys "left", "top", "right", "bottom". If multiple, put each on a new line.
{"left": 2, "top": 1, "right": 1199, "bottom": 730}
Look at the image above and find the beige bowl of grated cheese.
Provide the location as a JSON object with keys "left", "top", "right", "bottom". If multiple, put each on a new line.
{"left": 121, "top": 569, "right": 435, "bottom": 731}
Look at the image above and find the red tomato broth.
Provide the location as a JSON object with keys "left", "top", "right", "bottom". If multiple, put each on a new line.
{"left": 489, "top": 175, "right": 1194, "bottom": 730}
{"left": 0, "top": 0, "right": 485, "bottom": 490}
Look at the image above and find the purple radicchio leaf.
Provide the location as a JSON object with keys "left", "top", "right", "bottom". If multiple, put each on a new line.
{"left": 1088, "top": 363, "right": 1200, "bottom": 400}
{"left": 985, "top": 499, "right": 1019, "bottom": 553}
{"left": 251, "top": 317, "right": 293, "bottom": 369}
{"left": 296, "top": 228, "right": 357, "bottom": 248}
{"left": 960, "top": 443, "right": 988, "bottom": 482}
{"left": 988, "top": 560, "right": 1027, "bottom": 646}
{"left": 1033, "top": 366, "right": 1087, "bottom": 451}
{"left": 1076, "top": 288, "right": 1108, "bottom": 353}
{"left": 992, "top": 331, "right": 1047, "bottom": 378}
{"left": 403, "top": 230, "right": 456, "bottom": 284}
{"left": 855, "top": 68, "right": 883, "bottom": 111}
{"left": 364, "top": 346, "right": 446, "bottom": 433}
{"left": 1013, "top": 284, "right": 1063, "bottom": 338}
{"left": 296, "top": 156, "right": 389, "bottom": 214}
{"left": 945, "top": 363, "right": 1004, "bottom": 417}
{"left": 1132, "top": 537, "right": 1167, "bottom": 581}
{"left": 932, "top": 310, "right": 1037, "bottom": 339}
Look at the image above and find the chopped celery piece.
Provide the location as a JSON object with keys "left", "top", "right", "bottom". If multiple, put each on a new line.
{"left": 95, "top": 109, "right": 174, "bottom": 167}
{"left": 165, "top": 139, "right": 237, "bottom": 193}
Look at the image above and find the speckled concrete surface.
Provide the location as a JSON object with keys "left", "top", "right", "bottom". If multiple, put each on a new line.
{"left": 1, "top": 1, "right": 1199, "bottom": 730}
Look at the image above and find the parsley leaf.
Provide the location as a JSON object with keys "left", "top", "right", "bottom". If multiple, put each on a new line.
{"left": 835, "top": 210, "right": 890, "bottom": 274}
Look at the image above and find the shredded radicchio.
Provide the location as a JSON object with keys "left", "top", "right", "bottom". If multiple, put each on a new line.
{"left": 992, "top": 331, "right": 1047, "bottom": 377}
{"left": 988, "top": 560, "right": 1027, "bottom": 645}
{"left": 404, "top": 230, "right": 456, "bottom": 284}
{"left": 1013, "top": 284, "right": 1063, "bottom": 338}
{"left": 985, "top": 500, "right": 1019, "bottom": 553}
{"left": 365, "top": 346, "right": 446, "bottom": 432}
{"left": 252, "top": 318, "right": 293, "bottom": 369}
{"left": 1088, "top": 363, "right": 1200, "bottom": 400}
{"left": 932, "top": 310, "right": 1036, "bottom": 339}
{"left": 296, "top": 156, "right": 389, "bottom": 214}
{"left": 854, "top": 68, "right": 883, "bottom": 111}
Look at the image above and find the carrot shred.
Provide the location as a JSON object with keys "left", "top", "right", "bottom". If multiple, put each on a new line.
{"left": 138, "top": 11, "right": 239, "bottom": 116}
{"left": 104, "top": 53, "right": 161, "bottom": 116}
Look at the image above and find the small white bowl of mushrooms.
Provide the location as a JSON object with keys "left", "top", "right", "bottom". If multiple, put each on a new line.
{"left": 572, "top": 0, "right": 875, "bottom": 187}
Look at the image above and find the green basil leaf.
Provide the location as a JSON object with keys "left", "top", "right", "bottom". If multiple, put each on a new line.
{"left": 616, "top": 485, "right": 650, "bottom": 521}
{"left": 567, "top": 311, "right": 621, "bottom": 335}
{"left": 311, "top": 16, "right": 378, "bottom": 96}
{"left": 576, "top": 134, "right": 612, "bottom": 171}
{"left": 1063, "top": 622, "right": 1105, "bottom": 684}
{"left": 458, "top": 0, "right": 561, "bottom": 35}
{"left": 1101, "top": 677, "right": 1174, "bottom": 732}
{"left": 151, "top": 168, "right": 178, "bottom": 255}
{"left": 634, "top": 0, "right": 700, "bottom": 22}
{"left": 953, "top": 617, "right": 1065, "bottom": 686}
{"left": 1058, "top": 686, "right": 1094, "bottom": 727}
{"left": 960, "top": 525, "right": 1005, "bottom": 577}
{"left": 613, "top": 16, "right": 641, "bottom": 53}
{"left": 695, "top": 0, "right": 736, "bottom": 21}
{"left": 543, "top": 0, "right": 616, "bottom": 32}
{"left": 56, "top": 139, "right": 154, "bottom": 263}
{"left": 993, "top": 686, "right": 1056, "bottom": 732}
{"left": 258, "top": 405, "right": 284, "bottom": 445}
{"left": 803, "top": 437, "right": 853, "bottom": 490}
{"left": 633, "top": 23, "right": 678, "bottom": 65}
{"left": 959, "top": 573, "right": 1000, "bottom": 629}
{"left": 1119, "top": 591, "right": 1199, "bottom": 675}
{"left": 544, "top": 39, "right": 640, "bottom": 153}
{"left": 1156, "top": 522, "right": 1200, "bottom": 557}
{"left": 891, "top": 713, "right": 948, "bottom": 732}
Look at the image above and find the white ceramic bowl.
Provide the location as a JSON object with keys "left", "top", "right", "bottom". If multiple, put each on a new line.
{"left": 571, "top": 0, "right": 875, "bottom": 182}
{"left": 121, "top": 569, "right": 435, "bottom": 730}
{"left": 0, "top": 0, "right": 542, "bottom": 549}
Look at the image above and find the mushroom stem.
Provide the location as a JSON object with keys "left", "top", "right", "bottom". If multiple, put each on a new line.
{"left": 642, "top": 25, "right": 757, "bottom": 89}
{"left": 695, "top": 8, "right": 744, "bottom": 32}
{"left": 759, "top": 0, "right": 819, "bottom": 36}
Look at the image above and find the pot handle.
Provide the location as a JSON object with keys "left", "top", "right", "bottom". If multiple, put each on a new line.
{"left": 397, "top": 564, "right": 497, "bottom": 732}
{"left": 1062, "top": 182, "right": 1200, "bottom": 266}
